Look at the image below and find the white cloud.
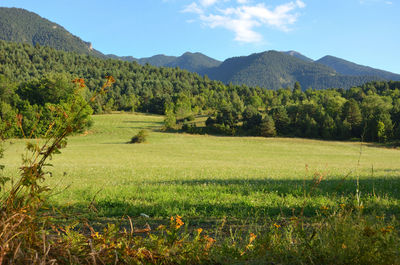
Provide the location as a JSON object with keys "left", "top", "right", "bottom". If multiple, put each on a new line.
{"left": 359, "top": 0, "right": 393, "bottom": 4}
{"left": 200, "top": 0, "right": 220, "bottom": 6}
{"left": 183, "top": 0, "right": 306, "bottom": 43}
{"left": 182, "top": 2, "right": 204, "bottom": 14}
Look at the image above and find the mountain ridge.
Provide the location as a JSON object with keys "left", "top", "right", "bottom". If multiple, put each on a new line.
{"left": 1, "top": 6, "right": 400, "bottom": 90}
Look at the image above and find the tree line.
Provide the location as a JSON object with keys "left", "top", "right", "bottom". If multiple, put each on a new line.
{"left": 0, "top": 40, "right": 399, "bottom": 142}
{"left": 183, "top": 81, "right": 400, "bottom": 142}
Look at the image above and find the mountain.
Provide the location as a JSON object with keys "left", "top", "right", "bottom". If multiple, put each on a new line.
{"left": 0, "top": 7, "right": 104, "bottom": 57}
{"left": 204, "top": 51, "right": 381, "bottom": 90}
{"left": 106, "top": 54, "right": 137, "bottom": 62}
{"left": 0, "top": 7, "right": 398, "bottom": 90}
{"left": 110, "top": 52, "right": 221, "bottom": 73}
{"left": 164, "top": 52, "right": 221, "bottom": 73}
{"left": 137, "top": 54, "right": 177, "bottom": 67}
{"left": 284, "top": 51, "right": 314, "bottom": 63}
{"left": 316, "top": 55, "right": 400, "bottom": 81}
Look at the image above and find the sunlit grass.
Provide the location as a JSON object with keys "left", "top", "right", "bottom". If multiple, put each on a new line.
{"left": 2, "top": 112, "right": 400, "bottom": 222}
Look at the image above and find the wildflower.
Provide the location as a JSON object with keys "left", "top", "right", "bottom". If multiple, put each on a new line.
{"left": 175, "top": 215, "right": 184, "bottom": 229}
{"left": 105, "top": 75, "right": 116, "bottom": 84}
{"left": 320, "top": 206, "right": 329, "bottom": 211}
{"left": 273, "top": 223, "right": 281, "bottom": 229}
{"left": 381, "top": 227, "right": 392, "bottom": 234}
{"left": 342, "top": 243, "right": 347, "bottom": 249}
{"left": 205, "top": 236, "right": 216, "bottom": 250}
{"left": 92, "top": 232, "right": 101, "bottom": 239}
{"left": 340, "top": 203, "right": 345, "bottom": 209}
{"left": 197, "top": 228, "right": 203, "bottom": 234}
{"left": 72, "top": 78, "right": 86, "bottom": 88}
{"left": 249, "top": 233, "right": 257, "bottom": 244}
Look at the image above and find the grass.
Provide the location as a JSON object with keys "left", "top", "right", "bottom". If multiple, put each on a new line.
{"left": 2, "top": 112, "right": 400, "bottom": 223}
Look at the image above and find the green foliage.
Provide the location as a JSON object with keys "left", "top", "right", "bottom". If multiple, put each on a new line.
{"left": 259, "top": 115, "right": 276, "bottom": 137}
{"left": 163, "top": 103, "right": 177, "bottom": 130}
{"left": 201, "top": 81, "right": 400, "bottom": 142}
{"left": 130, "top": 129, "right": 149, "bottom": 144}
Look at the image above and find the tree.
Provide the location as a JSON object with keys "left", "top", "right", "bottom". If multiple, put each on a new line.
{"left": 260, "top": 115, "right": 276, "bottom": 137}
{"left": 271, "top": 107, "right": 290, "bottom": 135}
{"left": 342, "top": 99, "right": 363, "bottom": 137}
{"left": 242, "top": 106, "right": 262, "bottom": 130}
{"left": 164, "top": 102, "right": 176, "bottom": 130}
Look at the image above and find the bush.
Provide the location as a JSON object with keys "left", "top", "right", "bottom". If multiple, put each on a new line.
{"left": 130, "top": 129, "right": 148, "bottom": 143}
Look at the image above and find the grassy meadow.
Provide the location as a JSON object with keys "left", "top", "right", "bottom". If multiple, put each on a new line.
{"left": 2, "top": 113, "right": 400, "bottom": 223}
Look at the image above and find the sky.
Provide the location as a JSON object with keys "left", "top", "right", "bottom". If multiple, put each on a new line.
{"left": 1, "top": 0, "right": 399, "bottom": 73}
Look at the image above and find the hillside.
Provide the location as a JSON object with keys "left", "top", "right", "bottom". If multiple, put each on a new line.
{"left": 136, "top": 54, "right": 177, "bottom": 66}
{"left": 0, "top": 7, "right": 104, "bottom": 57}
{"left": 164, "top": 52, "right": 221, "bottom": 72}
{"left": 114, "top": 52, "right": 222, "bottom": 72}
{"left": 316, "top": 55, "right": 400, "bottom": 81}
{"left": 284, "top": 50, "right": 314, "bottom": 62}
{"left": 204, "top": 51, "right": 380, "bottom": 90}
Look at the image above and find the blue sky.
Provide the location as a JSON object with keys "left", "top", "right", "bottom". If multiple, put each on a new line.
{"left": 1, "top": 0, "right": 399, "bottom": 73}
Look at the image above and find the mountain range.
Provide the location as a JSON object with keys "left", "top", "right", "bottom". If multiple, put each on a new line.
{"left": 1, "top": 7, "right": 400, "bottom": 90}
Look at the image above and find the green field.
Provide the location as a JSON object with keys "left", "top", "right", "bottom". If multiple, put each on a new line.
{"left": 2, "top": 113, "right": 400, "bottom": 223}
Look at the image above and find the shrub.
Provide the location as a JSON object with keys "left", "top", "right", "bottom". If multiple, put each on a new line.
{"left": 130, "top": 129, "right": 148, "bottom": 143}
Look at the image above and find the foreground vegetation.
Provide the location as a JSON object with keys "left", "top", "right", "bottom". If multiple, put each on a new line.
{"left": 1, "top": 110, "right": 399, "bottom": 263}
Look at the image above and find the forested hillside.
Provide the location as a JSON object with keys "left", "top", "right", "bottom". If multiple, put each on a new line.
{"left": 0, "top": 7, "right": 104, "bottom": 57}
{"left": 203, "top": 51, "right": 383, "bottom": 90}
{"left": 317, "top": 55, "right": 400, "bottom": 80}
{"left": 1, "top": 39, "right": 400, "bottom": 142}
{"left": 110, "top": 52, "right": 221, "bottom": 73}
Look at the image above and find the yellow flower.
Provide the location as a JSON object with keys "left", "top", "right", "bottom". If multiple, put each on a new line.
{"left": 175, "top": 216, "right": 184, "bottom": 229}
{"left": 273, "top": 223, "right": 281, "bottom": 229}
{"left": 197, "top": 228, "right": 203, "bottom": 234}
{"left": 381, "top": 226, "right": 393, "bottom": 234}
{"left": 249, "top": 233, "right": 257, "bottom": 244}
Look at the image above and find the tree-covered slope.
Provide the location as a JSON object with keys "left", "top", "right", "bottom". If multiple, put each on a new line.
{"left": 0, "top": 7, "right": 104, "bottom": 57}
{"left": 204, "top": 51, "right": 380, "bottom": 90}
{"left": 136, "top": 54, "right": 177, "bottom": 67}
{"left": 165, "top": 52, "right": 221, "bottom": 73}
{"left": 283, "top": 51, "right": 314, "bottom": 63}
{"left": 115, "top": 52, "right": 221, "bottom": 72}
{"left": 317, "top": 55, "right": 400, "bottom": 81}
